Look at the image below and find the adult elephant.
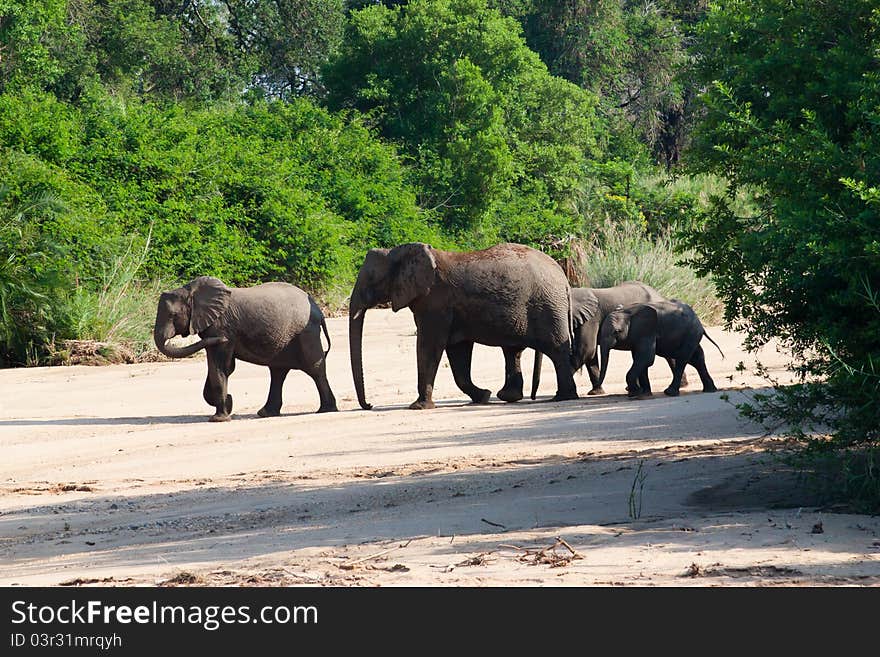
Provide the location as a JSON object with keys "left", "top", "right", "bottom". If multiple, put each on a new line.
{"left": 529, "top": 281, "right": 688, "bottom": 398}
{"left": 154, "top": 276, "right": 337, "bottom": 421}
{"left": 349, "top": 242, "right": 579, "bottom": 410}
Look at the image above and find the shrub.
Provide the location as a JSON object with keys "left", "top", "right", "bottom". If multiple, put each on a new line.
{"left": 574, "top": 219, "right": 723, "bottom": 324}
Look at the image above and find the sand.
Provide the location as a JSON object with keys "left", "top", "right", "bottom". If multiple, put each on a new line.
{"left": 1, "top": 308, "right": 878, "bottom": 587}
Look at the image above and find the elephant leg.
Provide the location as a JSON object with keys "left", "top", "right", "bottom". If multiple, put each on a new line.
{"left": 666, "top": 357, "right": 689, "bottom": 388}
{"left": 546, "top": 345, "right": 579, "bottom": 402}
{"left": 411, "top": 320, "right": 447, "bottom": 410}
{"left": 580, "top": 329, "right": 604, "bottom": 395}
{"left": 625, "top": 362, "right": 642, "bottom": 397}
{"left": 663, "top": 350, "right": 691, "bottom": 397}
{"left": 307, "top": 358, "right": 339, "bottom": 413}
{"left": 628, "top": 345, "right": 655, "bottom": 398}
{"left": 688, "top": 345, "right": 718, "bottom": 393}
{"left": 638, "top": 368, "right": 653, "bottom": 397}
{"left": 586, "top": 353, "right": 604, "bottom": 395}
{"left": 446, "top": 342, "right": 491, "bottom": 404}
{"left": 206, "top": 346, "right": 234, "bottom": 421}
{"left": 292, "top": 331, "right": 339, "bottom": 414}
{"left": 258, "top": 367, "right": 289, "bottom": 418}
{"left": 497, "top": 347, "right": 524, "bottom": 402}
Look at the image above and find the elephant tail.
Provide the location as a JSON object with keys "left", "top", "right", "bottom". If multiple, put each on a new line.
{"left": 530, "top": 350, "right": 542, "bottom": 400}
{"left": 703, "top": 330, "right": 724, "bottom": 359}
{"left": 320, "top": 315, "right": 332, "bottom": 357}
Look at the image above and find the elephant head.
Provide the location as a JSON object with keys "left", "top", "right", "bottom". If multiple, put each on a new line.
{"left": 153, "top": 276, "right": 231, "bottom": 358}
{"left": 349, "top": 243, "right": 437, "bottom": 409}
{"left": 597, "top": 305, "right": 658, "bottom": 388}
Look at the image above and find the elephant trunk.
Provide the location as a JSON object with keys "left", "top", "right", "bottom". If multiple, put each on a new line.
{"left": 530, "top": 351, "right": 543, "bottom": 400}
{"left": 598, "top": 340, "right": 612, "bottom": 389}
{"left": 349, "top": 294, "right": 372, "bottom": 410}
{"left": 153, "top": 322, "right": 225, "bottom": 359}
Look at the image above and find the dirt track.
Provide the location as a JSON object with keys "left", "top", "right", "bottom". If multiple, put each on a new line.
{"left": 1, "top": 309, "right": 879, "bottom": 586}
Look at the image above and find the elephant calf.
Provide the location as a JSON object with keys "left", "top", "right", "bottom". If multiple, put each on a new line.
{"left": 154, "top": 276, "right": 337, "bottom": 421}
{"left": 529, "top": 281, "right": 689, "bottom": 399}
{"left": 596, "top": 300, "right": 723, "bottom": 398}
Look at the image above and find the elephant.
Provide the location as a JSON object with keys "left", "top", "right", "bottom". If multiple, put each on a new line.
{"left": 348, "top": 242, "right": 579, "bottom": 410}
{"left": 153, "top": 276, "right": 338, "bottom": 421}
{"left": 528, "top": 281, "right": 688, "bottom": 399}
{"left": 596, "top": 299, "right": 723, "bottom": 398}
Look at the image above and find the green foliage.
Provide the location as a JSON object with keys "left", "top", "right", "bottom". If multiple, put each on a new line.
{"left": 494, "top": 0, "right": 708, "bottom": 168}
{"left": 0, "top": 89, "right": 430, "bottom": 292}
{"left": 324, "top": 0, "right": 600, "bottom": 238}
{"left": 685, "top": 0, "right": 880, "bottom": 509}
{"left": 225, "top": 0, "right": 346, "bottom": 98}
{"left": 0, "top": 0, "right": 72, "bottom": 93}
{"left": 0, "top": 185, "right": 73, "bottom": 366}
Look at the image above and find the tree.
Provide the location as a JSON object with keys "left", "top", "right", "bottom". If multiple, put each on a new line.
{"left": 684, "top": 0, "right": 880, "bottom": 503}
{"left": 323, "top": 0, "right": 599, "bottom": 236}
{"left": 223, "top": 0, "right": 345, "bottom": 98}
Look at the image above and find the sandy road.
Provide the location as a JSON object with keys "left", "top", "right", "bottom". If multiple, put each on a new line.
{"left": 1, "top": 308, "right": 878, "bottom": 586}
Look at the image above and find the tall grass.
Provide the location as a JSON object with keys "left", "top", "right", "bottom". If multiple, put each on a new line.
{"left": 570, "top": 220, "right": 724, "bottom": 324}
{"left": 65, "top": 229, "right": 164, "bottom": 352}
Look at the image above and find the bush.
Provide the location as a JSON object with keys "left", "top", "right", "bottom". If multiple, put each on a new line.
{"left": 0, "top": 186, "right": 73, "bottom": 366}
{"left": 684, "top": 0, "right": 880, "bottom": 510}
{"left": 573, "top": 219, "right": 723, "bottom": 324}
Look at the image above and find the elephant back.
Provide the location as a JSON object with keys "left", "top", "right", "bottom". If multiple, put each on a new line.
{"left": 231, "top": 282, "right": 312, "bottom": 342}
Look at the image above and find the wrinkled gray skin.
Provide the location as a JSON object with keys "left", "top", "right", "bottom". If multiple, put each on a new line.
{"left": 349, "top": 242, "right": 578, "bottom": 410}
{"left": 154, "top": 276, "right": 337, "bottom": 421}
{"left": 597, "top": 299, "right": 723, "bottom": 398}
{"left": 529, "top": 282, "right": 688, "bottom": 398}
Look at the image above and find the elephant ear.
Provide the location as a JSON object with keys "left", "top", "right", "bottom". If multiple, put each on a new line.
{"left": 628, "top": 304, "right": 658, "bottom": 341}
{"left": 187, "top": 276, "right": 232, "bottom": 333}
{"left": 571, "top": 288, "right": 600, "bottom": 329}
{"left": 389, "top": 243, "right": 437, "bottom": 312}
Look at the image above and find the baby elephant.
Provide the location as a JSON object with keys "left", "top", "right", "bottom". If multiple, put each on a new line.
{"left": 153, "top": 276, "right": 338, "bottom": 421}
{"left": 597, "top": 300, "right": 723, "bottom": 398}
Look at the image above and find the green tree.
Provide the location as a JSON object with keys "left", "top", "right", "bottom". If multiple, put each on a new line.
{"left": 224, "top": 0, "right": 346, "bottom": 98}
{"left": 684, "top": 0, "right": 880, "bottom": 506}
{"left": 324, "top": 0, "right": 599, "bottom": 240}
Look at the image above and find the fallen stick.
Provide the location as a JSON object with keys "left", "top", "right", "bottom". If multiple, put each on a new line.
{"left": 340, "top": 540, "right": 412, "bottom": 569}
{"left": 555, "top": 537, "right": 580, "bottom": 557}
{"left": 481, "top": 518, "right": 506, "bottom": 529}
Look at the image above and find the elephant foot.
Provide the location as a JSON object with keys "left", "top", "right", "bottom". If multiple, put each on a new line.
{"left": 317, "top": 403, "right": 338, "bottom": 413}
{"left": 209, "top": 413, "right": 232, "bottom": 422}
{"left": 469, "top": 388, "right": 492, "bottom": 405}
{"left": 587, "top": 387, "right": 605, "bottom": 396}
{"left": 552, "top": 390, "right": 579, "bottom": 402}
{"left": 496, "top": 386, "right": 523, "bottom": 403}
{"left": 257, "top": 406, "right": 281, "bottom": 418}
{"left": 702, "top": 384, "right": 718, "bottom": 393}
{"left": 663, "top": 387, "right": 680, "bottom": 397}
{"left": 409, "top": 399, "right": 436, "bottom": 410}
{"left": 225, "top": 394, "right": 233, "bottom": 415}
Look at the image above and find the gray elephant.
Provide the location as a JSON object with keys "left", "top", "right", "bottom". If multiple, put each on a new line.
{"left": 153, "top": 276, "right": 337, "bottom": 421}
{"left": 596, "top": 299, "right": 723, "bottom": 398}
{"left": 349, "top": 242, "right": 578, "bottom": 410}
{"left": 529, "top": 281, "right": 688, "bottom": 398}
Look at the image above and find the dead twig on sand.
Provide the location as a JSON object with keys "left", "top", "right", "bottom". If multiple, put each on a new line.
{"left": 339, "top": 540, "right": 412, "bottom": 570}
{"left": 481, "top": 518, "right": 506, "bottom": 529}
{"left": 500, "top": 537, "right": 583, "bottom": 568}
